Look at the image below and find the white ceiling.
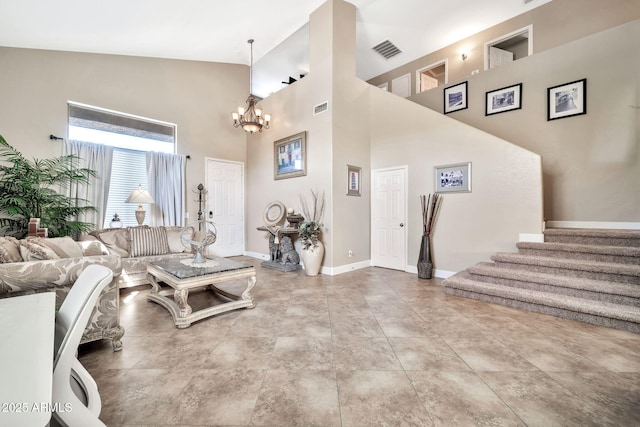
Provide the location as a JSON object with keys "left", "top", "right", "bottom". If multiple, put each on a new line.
{"left": 0, "top": 0, "right": 551, "bottom": 98}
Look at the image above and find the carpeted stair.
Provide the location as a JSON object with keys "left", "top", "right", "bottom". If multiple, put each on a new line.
{"left": 443, "top": 228, "right": 640, "bottom": 333}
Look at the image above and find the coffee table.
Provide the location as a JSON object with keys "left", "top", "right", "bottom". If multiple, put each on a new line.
{"left": 146, "top": 257, "right": 256, "bottom": 328}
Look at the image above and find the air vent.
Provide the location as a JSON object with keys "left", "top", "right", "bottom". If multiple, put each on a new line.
{"left": 372, "top": 40, "right": 402, "bottom": 60}
{"left": 313, "top": 101, "right": 328, "bottom": 116}
{"left": 522, "top": 0, "right": 537, "bottom": 4}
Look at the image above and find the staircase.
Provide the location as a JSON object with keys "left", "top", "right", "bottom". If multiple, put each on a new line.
{"left": 443, "top": 228, "right": 640, "bottom": 334}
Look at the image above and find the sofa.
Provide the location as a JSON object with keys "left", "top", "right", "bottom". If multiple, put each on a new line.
{"left": 0, "top": 236, "right": 125, "bottom": 351}
{"left": 83, "top": 225, "right": 194, "bottom": 288}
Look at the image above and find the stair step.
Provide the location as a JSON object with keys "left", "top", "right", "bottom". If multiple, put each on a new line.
{"left": 544, "top": 228, "right": 640, "bottom": 247}
{"left": 491, "top": 252, "right": 640, "bottom": 285}
{"left": 517, "top": 241, "right": 640, "bottom": 265}
{"left": 444, "top": 272, "right": 640, "bottom": 333}
{"left": 468, "top": 262, "right": 640, "bottom": 307}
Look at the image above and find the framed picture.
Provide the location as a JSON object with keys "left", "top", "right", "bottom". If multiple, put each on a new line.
{"left": 347, "top": 165, "right": 361, "bottom": 196}
{"left": 443, "top": 81, "right": 468, "bottom": 114}
{"left": 435, "top": 162, "right": 472, "bottom": 193}
{"left": 547, "top": 78, "right": 586, "bottom": 121}
{"left": 485, "top": 83, "right": 522, "bottom": 115}
{"left": 274, "top": 131, "right": 307, "bottom": 180}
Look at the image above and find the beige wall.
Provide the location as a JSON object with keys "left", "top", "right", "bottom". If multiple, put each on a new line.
{"left": 0, "top": 47, "right": 248, "bottom": 221}
{"left": 410, "top": 20, "right": 640, "bottom": 223}
{"left": 366, "top": 0, "right": 640, "bottom": 224}
{"left": 369, "top": 88, "right": 543, "bottom": 273}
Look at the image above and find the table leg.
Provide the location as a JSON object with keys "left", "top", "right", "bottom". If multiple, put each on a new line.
{"left": 241, "top": 275, "right": 257, "bottom": 308}
{"left": 147, "top": 272, "right": 161, "bottom": 293}
{"left": 174, "top": 289, "right": 192, "bottom": 317}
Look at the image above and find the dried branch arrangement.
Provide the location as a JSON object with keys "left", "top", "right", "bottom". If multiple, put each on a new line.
{"left": 420, "top": 193, "right": 443, "bottom": 236}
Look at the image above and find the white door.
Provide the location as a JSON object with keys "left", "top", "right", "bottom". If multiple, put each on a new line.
{"left": 489, "top": 46, "right": 514, "bottom": 69}
{"left": 371, "top": 167, "right": 407, "bottom": 271}
{"left": 205, "top": 158, "right": 244, "bottom": 257}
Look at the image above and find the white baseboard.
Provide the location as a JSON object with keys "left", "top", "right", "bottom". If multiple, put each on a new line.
{"left": 244, "top": 251, "right": 269, "bottom": 260}
{"left": 546, "top": 221, "right": 640, "bottom": 230}
{"left": 324, "top": 260, "right": 372, "bottom": 276}
{"left": 519, "top": 233, "right": 544, "bottom": 242}
{"left": 406, "top": 265, "right": 456, "bottom": 279}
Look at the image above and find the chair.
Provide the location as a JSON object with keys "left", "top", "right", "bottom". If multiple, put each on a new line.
{"left": 52, "top": 265, "right": 113, "bottom": 427}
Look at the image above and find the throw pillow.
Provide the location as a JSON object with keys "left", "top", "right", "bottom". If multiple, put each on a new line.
{"left": 19, "top": 238, "right": 60, "bottom": 261}
{"left": 40, "top": 236, "right": 84, "bottom": 258}
{"left": 77, "top": 240, "right": 110, "bottom": 256}
{"left": 165, "top": 226, "right": 194, "bottom": 253}
{"left": 0, "top": 236, "right": 23, "bottom": 263}
{"left": 129, "top": 226, "right": 170, "bottom": 257}
{"left": 96, "top": 229, "right": 130, "bottom": 257}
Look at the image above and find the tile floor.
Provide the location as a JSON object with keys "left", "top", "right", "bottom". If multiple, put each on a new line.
{"left": 79, "top": 257, "right": 640, "bottom": 426}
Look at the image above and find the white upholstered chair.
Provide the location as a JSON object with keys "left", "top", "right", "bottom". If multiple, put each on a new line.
{"left": 51, "top": 265, "right": 112, "bottom": 427}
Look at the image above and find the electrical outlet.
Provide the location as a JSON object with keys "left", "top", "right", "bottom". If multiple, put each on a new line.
{"left": 348, "top": 250, "right": 353, "bottom": 257}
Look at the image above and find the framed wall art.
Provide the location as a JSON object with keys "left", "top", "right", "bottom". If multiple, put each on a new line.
{"left": 274, "top": 131, "right": 306, "bottom": 180}
{"left": 443, "top": 81, "right": 468, "bottom": 114}
{"left": 435, "top": 162, "right": 472, "bottom": 193}
{"left": 485, "top": 83, "right": 522, "bottom": 115}
{"left": 547, "top": 78, "right": 586, "bottom": 121}
{"left": 347, "top": 164, "right": 361, "bottom": 196}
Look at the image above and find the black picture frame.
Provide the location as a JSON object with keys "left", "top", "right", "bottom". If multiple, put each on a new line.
{"left": 443, "top": 81, "right": 468, "bottom": 114}
{"left": 547, "top": 78, "right": 587, "bottom": 121}
{"left": 485, "top": 83, "right": 522, "bottom": 116}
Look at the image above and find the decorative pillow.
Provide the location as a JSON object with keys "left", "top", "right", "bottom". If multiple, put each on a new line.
{"left": 19, "top": 238, "right": 60, "bottom": 261}
{"left": 40, "top": 236, "right": 84, "bottom": 258}
{"left": 165, "top": 226, "right": 194, "bottom": 253}
{"left": 129, "top": 226, "right": 170, "bottom": 257}
{"left": 77, "top": 240, "right": 110, "bottom": 256}
{"left": 96, "top": 229, "right": 130, "bottom": 257}
{"left": 0, "top": 236, "right": 23, "bottom": 263}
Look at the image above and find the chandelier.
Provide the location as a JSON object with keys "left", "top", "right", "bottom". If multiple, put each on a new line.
{"left": 232, "top": 39, "right": 271, "bottom": 133}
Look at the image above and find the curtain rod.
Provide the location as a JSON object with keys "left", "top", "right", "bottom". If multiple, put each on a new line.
{"left": 50, "top": 134, "right": 190, "bottom": 158}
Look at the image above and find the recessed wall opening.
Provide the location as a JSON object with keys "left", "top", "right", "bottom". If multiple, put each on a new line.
{"left": 416, "top": 60, "right": 448, "bottom": 94}
{"left": 485, "top": 25, "right": 533, "bottom": 70}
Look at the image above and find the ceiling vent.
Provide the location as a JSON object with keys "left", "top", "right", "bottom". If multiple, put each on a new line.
{"left": 522, "top": 0, "right": 537, "bottom": 4}
{"left": 372, "top": 40, "right": 402, "bottom": 60}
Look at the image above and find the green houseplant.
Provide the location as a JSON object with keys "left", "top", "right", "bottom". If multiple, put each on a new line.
{"left": 0, "top": 134, "right": 96, "bottom": 238}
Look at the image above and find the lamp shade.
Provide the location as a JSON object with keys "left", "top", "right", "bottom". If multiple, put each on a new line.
{"left": 126, "top": 185, "right": 155, "bottom": 204}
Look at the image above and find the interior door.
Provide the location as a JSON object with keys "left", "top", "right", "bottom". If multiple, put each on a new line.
{"left": 205, "top": 158, "right": 244, "bottom": 257}
{"left": 371, "top": 167, "right": 407, "bottom": 271}
{"left": 489, "top": 46, "right": 514, "bottom": 69}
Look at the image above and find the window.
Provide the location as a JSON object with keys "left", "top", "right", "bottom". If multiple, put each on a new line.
{"left": 67, "top": 102, "right": 176, "bottom": 227}
{"left": 415, "top": 60, "right": 448, "bottom": 94}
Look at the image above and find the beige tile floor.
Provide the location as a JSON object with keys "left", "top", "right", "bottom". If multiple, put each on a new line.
{"left": 79, "top": 257, "right": 640, "bottom": 427}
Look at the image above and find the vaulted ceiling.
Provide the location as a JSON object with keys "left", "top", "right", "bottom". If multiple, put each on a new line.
{"left": 0, "top": 0, "right": 551, "bottom": 98}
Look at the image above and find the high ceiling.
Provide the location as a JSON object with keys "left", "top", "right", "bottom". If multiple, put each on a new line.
{"left": 0, "top": 0, "right": 551, "bottom": 98}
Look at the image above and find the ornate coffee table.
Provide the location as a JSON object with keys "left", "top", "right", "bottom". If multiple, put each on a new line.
{"left": 146, "top": 257, "right": 256, "bottom": 328}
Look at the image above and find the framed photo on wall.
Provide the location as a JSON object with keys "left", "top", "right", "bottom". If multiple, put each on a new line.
{"left": 347, "top": 164, "right": 361, "bottom": 196}
{"left": 435, "top": 162, "right": 472, "bottom": 193}
{"left": 274, "top": 131, "right": 307, "bottom": 180}
{"left": 443, "top": 81, "right": 468, "bottom": 114}
{"left": 485, "top": 83, "right": 522, "bottom": 115}
{"left": 547, "top": 78, "right": 586, "bottom": 121}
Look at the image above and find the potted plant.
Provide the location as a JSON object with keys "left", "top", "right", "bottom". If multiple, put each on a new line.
{"left": 418, "top": 193, "right": 443, "bottom": 279}
{"left": 299, "top": 189, "right": 325, "bottom": 276}
{"left": 0, "top": 134, "right": 96, "bottom": 238}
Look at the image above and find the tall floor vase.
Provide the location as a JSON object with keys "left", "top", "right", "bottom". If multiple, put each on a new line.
{"left": 301, "top": 241, "right": 324, "bottom": 276}
{"left": 417, "top": 234, "right": 433, "bottom": 279}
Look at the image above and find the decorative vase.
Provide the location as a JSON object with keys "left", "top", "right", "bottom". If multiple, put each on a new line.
{"left": 301, "top": 240, "right": 324, "bottom": 276}
{"left": 417, "top": 234, "right": 433, "bottom": 279}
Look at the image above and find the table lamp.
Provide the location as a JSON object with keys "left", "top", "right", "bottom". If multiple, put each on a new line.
{"left": 126, "top": 185, "right": 155, "bottom": 225}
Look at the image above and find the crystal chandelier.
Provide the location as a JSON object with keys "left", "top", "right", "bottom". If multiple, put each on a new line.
{"left": 232, "top": 39, "right": 271, "bottom": 133}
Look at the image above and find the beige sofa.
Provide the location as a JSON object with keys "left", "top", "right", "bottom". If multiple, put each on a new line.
{"left": 0, "top": 236, "right": 125, "bottom": 351}
{"left": 84, "top": 225, "right": 193, "bottom": 288}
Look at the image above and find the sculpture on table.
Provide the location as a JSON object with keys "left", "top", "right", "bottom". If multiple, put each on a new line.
{"left": 257, "top": 200, "right": 302, "bottom": 272}
{"left": 181, "top": 220, "right": 217, "bottom": 264}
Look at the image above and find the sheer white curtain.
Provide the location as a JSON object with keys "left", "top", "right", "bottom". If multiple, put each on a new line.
{"left": 146, "top": 151, "right": 186, "bottom": 226}
{"left": 63, "top": 140, "right": 114, "bottom": 229}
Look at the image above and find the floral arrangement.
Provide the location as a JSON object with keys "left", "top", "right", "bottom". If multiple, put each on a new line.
{"left": 299, "top": 189, "right": 325, "bottom": 249}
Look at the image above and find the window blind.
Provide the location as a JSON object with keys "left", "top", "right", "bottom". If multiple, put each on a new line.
{"left": 103, "top": 149, "right": 150, "bottom": 228}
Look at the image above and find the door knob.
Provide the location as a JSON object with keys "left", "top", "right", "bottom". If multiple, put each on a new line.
{"left": 399, "top": 223, "right": 404, "bottom": 227}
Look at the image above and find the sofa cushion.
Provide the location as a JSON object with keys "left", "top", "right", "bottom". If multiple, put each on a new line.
{"left": 19, "top": 238, "right": 60, "bottom": 261}
{"left": 40, "top": 236, "right": 84, "bottom": 258}
{"left": 0, "top": 237, "right": 22, "bottom": 263}
{"left": 94, "top": 229, "right": 130, "bottom": 257}
{"left": 165, "top": 226, "right": 194, "bottom": 253}
{"left": 129, "top": 226, "right": 170, "bottom": 257}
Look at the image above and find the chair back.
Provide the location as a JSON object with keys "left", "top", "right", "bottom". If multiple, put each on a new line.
{"left": 54, "top": 265, "right": 113, "bottom": 368}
